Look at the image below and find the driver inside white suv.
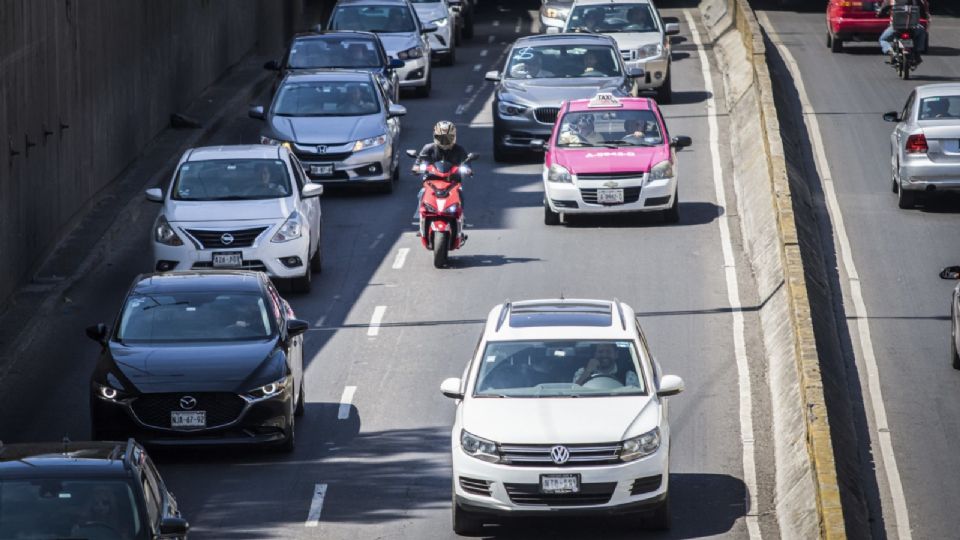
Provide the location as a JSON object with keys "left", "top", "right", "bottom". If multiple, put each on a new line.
{"left": 573, "top": 342, "right": 641, "bottom": 386}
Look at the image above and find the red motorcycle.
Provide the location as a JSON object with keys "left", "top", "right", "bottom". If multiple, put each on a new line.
{"left": 406, "top": 149, "right": 478, "bottom": 268}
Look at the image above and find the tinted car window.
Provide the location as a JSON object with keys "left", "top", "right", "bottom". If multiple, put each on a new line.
{"left": 505, "top": 44, "right": 621, "bottom": 79}
{"left": 274, "top": 81, "right": 381, "bottom": 117}
{"left": 918, "top": 96, "right": 960, "bottom": 120}
{"left": 117, "top": 291, "right": 275, "bottom": 343}
{"left": 173, "top": 159, "right": 292, "bottom": 201}
{"left": 289, "top": 37, "right": 383, "bottom": 68}
{"left": 330, "top": 5, "right": 417, "bottom": 33}
{"left": 556, "top": 110, "right": 663, "bottom": 147}
{"left": 567, "top": 4, "right": 658, "bottom": 33}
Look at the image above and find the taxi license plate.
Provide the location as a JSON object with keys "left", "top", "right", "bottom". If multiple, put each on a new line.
{"left": 597, "top": 188, "right": 624, "bottom": 204}
{"left": 311, "top": 164, "right": 334, "bottom": 176}
{"left": 540, "top": 474, "right": 580, "bottom": 494}
{"left": 212, "top": 251, "right": 242, "bottom": 268}
{"left": 171, "top": 411, "right": 206, "bottom": 428}
{"left": 899, "top": 39, "right": 914, "bottom": 48}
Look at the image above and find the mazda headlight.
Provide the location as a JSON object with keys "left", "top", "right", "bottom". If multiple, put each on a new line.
{"left": 639, "top": 43, "right": 663, "bottom": 59}
{"left": 547, "top": 164, "right": 572, "bottom": 183}
{"left": 271, "top": 211, "right": 303, "bottom": 243}
{"left": 352, "top": 134, "right": 387, "bottom": 152}
{"left": 248, "top": 376, "right": 290, "bottom": 399}
{"left": 430, "top": 17, "right": 449, "bottom": 27}
{"left": 460, "top": 430, "right": 501, "bottom": 463}
{"left": 545, "top": 7, "right": 569, "bottom": 20}
{"left": 648, "top": 160, "right": 673, "bottom": 182}
{"left": 94, "top": 383, "right": 127, "bottom": 402}
{"left": 620, "top": 427, "right": 661, "bottom": 462}
{"left": 154, "top": 215, "right": 183, "bottom": 246}
{"left": 398, "top": 46, "right": 424, "bottom": 60}
{"left": 497, "top": 101, "right": 527, "bottom": 117}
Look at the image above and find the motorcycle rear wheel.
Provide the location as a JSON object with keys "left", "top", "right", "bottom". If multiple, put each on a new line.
{"left": 898, "top": 54, "right": 910, "bottom": 80}
{"left": 433, "top": 231, "right": 449, "bottom": 268}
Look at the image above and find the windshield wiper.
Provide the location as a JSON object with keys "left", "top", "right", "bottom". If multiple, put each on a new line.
{"left": 142, "top": 301, "right": 189, "bottom": 311}
{"left": 605, "top": 140, "right": 657, "bottom": 147}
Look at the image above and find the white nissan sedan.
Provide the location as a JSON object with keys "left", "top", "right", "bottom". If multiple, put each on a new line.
{"left": 440, "top": 299, "right": 684, "bottom": 534}
{"left": 146, "top": 145, "right": 324, "bottom": 293}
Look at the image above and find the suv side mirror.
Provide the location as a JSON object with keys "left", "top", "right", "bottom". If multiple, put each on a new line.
{"left": 388, "top": 104, "right": 408, "bottom": 118}
{"left": 286, "top": 319, "right": 310, "bottom": 337}
{"left": 389, "top": 58, "right": 405, "bottom": 69}
{"left": 85, "top": 323, "right": 108, "bottom": 345}
{"left": 248, "top": 105, "right": 265, "bottom": 120}
{"left": 883, "top": 111, "right": 901, "bottom": 122}
{"left": 159, "top": 516, "right": 190, "bottom": 536}
{"left": 940, "top": 266, "right": 960, "bottom": 280}
{"left": 626, "top": 66, "right": 645, "bottom": 78}
{"left": 263, "top": 60, "right": 281, "bottom": 71}
{"left": 656, "top": 374, "right": 684, "bottom": 397}
{"left": 664, "top": 22, "right": 680, "bottom": 36}
{"left": 670, "top": 135, "right": 692, "bottom": 149}
{"left": 484, "top": 71, "right": 501, "bottom": 82}
{"left": 145, "top": 187, "right": 164, "bottom": 202}
{"left": 301, "top": 184, "right": 324, "bottom": 198}
{"left": 440, "top": 377, "right": 463, "bottom": 399}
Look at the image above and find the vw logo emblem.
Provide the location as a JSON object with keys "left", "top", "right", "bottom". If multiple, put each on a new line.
{"left": 317, "top": 145, "right": 328, "bottom": 154}
{"left": 220, "top": 233, "right": 234, "bottom": 246}
{"left": 179, "top": 396, "right": 197, "bottom": 410}
{"left": 550, "top": 445, "right": 570, "bottom": 465}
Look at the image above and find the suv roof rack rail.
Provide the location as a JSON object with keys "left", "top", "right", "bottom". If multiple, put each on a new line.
{"left": 496, "top": 300, "right": 511, "bottom": 332}
{"left": 122, "top": 438, "right": 137, "bottom": 471}
{"left": 613, "top": 298, "right": 626, "bottom": 330}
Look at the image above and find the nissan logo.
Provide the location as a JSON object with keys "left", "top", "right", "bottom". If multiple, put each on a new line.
{"left": 317, "top": 145, "right": 328, "bottom": 154}
{"left": 550, "top": 445, "right": 570, "bottom": 465}
{"left": 220, "top": 233, "right": 234, "bottom": 246}
{"left": 179, "top": 396, "right": 197, "bottom": 410}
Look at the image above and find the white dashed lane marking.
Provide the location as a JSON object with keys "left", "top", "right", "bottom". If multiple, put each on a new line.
{"left": 392, "top": 247, "right": 410, "bottom": 269}
{"left": 304, "top": 484, "right": 327, "bottom": 527}
{"left": 367, "top": 305, "right": 387, "bottom": 337}
{"left": 337, "top": 386, "right": 357, "bottom": 420}
{"left": 479, "top": 49, "right": 488, "bottom": 57}
{"left": 472, "top": 63, "right": 482, "bottom": 72}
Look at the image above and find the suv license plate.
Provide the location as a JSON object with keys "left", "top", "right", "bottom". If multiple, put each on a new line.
{"left": 540, "top": 474, "right": 580, "bottom": 494}
{"left": 311, "top": 164, "right": 334, "bottom": 176}
{"left": 171, "top": 411, "right": 206, "bottom": 428}
{"left": 597, "top": 188, "right": 624, "bottom": 204}
{"left": 212, "top": 251, "right": 242, "bottom": 267}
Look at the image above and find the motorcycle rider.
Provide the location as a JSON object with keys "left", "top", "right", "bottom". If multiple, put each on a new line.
{"left": 876, "top": 0, "right": 929, "bottom": 65}
{"left": 413, "top": 120, "right": 472, "bottom": 241}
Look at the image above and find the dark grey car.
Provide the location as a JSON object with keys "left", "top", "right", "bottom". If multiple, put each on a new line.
{"left": 485, "top": 34, "right": 640, "bottom": 161}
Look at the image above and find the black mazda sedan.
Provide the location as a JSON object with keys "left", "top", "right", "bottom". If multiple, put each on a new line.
{"left": 87, "top": 271, "right": 308, "bottom": 451}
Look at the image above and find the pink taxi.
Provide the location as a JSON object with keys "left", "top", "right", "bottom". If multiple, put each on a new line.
{"left": 532, "top": 93, "right": 690, "bottom": 225}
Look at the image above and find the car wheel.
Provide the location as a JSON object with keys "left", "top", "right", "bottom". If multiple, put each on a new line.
{"left": 830, "top": 33, "right": 843, "bottom": 53}
{"left": 826, "top": 31, "right": 832, "bottom": 49}
{"left": 655, "top": 70, "right": 672, "bottom": 105}
{"left": 645, "top": 492, "right": 672, "bottom": 530}
{"left": 415, "top": 73, "right": 432, "bottom": 98}
{"left": 310, "top": 235, "right": 323, "bottom": 273}
{"left": 451, "top": 489, "right": 484, "bottom": 535}
{"left": 663, "top": 190, "right": 680, "bottom": 224}
{"left": 444, "top": 46, "right": 456, "bottom": 66}
{"left": 279, "top": 413, "right": 295, "bottom": 452}
{"left": 295, "top": 378, "right": 306, "bottom": 417}
{"left": 897, "top": 184, "right": 916, "bottom": 209}
{"left": 493, "top": 126, "right": 511, "bottom": 163}
{"left": 891, "top": 160, "right": 899, "bottom": 193}
{"left": 290, "top": 267, "right": 312, "bottom": 294}
{"left": 544, "top": 199, "right": 560, "bottom": 225}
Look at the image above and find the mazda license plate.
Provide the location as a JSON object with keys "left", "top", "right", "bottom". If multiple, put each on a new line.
{"left": 171, "top": 411, "right": 206, "bottom": 428}
{"left": 597, "top": 188, "right": 624, "bottom": 204}
{"left": 311, "top": 164, "right": 334, "bottom": 176}
{"left": 212, "top": 251, "right": 242, "bottom": 268}
{"left": 540, "top": 474, "right": 580, "bottom": 494}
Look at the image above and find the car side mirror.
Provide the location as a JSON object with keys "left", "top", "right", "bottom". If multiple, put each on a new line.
{"left": 464, "top": 152, "right": 480, "bottom": 163}
{"left": 529, "top": 139, "right": 546, "bottom": 152}
{"left": 670, "top": 135, "right": 692, "bottom": 149}
{"left": 484, "top": 71, "right": 501, "bottom": 82}
{"left": 883, "top": 111, "right": 901, "bottom": 122}
{"left": 248, "top": 105, "right": 265, "bottom": 120}
{"left": 388, "top": 104, "right": 408, "bottom": 118}
{"left": 159, "top": 516, "right": 190, "bottom": 537}
{"left": 656, "top": 374, "right": 684, "bottom": 397}
{"left": 405, "top": 149, "right": 419, "bottom": 158}
{"left": 389, "top": 58, "right": 405, "bottom": 69}
{"left": 145, "top": 188, "right": 164, "bottom": 203}
{"left": 626, "top": 66, "right": 645, "bottom": 78}
{"left": 286, "top": 319, "right": 310, "bottom": 337}
{"left": 301, "top": 184, "right": 324, "bottom": 198}
{"left": 85, "top": 323, "right": 108, "bottom": 345}
{"left": 940, "top": 266, "right": 960, "bottom": 280}
{"left": 422, "top": 25, "right": 439, "bottom": 34}
{"left": 440, "top": 377, "right": 464, "bottom": 399}
{"left": 263, "top": 60, "right": 281, "bottom": 71}
{"left": 664, "top": 22, "right": 680, "bottom": 36}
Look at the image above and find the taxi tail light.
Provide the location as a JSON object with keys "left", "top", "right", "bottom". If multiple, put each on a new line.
{"left": 905, "top": 133, "right": 928, "bottom": 154}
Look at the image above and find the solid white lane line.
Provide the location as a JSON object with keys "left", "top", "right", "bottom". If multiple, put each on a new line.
{"left": 367, "top": 305, "right": 387, "bottom": 337}
{"left": 684, "top": 10, "right": 762, "bottom": 540}
{"left": 337, "top": 386, "right": 357, "bottom": 420}
{"left": 392, "top": 248, "right": 410, "bottom": 269}
{"left": 479, "top": 49, "right": 488, "bottom": 57}
{"left": 472, "top": 63, "right": 482, "bottom": 72}
{"left": 757, "top": 11, "right": 912, "bottom": 539}
{"left": 304, "top": 484, "right": 327, "bottom": 527}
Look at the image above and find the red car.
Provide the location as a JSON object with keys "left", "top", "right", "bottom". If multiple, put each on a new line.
{"left": 826, "top": 0, "right": 930, "bottom": 53}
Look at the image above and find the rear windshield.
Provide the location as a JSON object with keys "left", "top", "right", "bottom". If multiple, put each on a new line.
{"left": 556, "top": 109, "right": 663, "bottom": 147}
{"left": 566, "top": 4, "right": 659, "bottom": 33}
{"left": 505, "top": 44, "right": 621, "bottom": 79}
{"left": 330, "top": 5, "right": 417, "bottom": 33}
{"left": 117, "top": 291, "right": 274, "bottom": 343}
{"left": 273, "top": 80, "right": 381, "bottom": 117}
{"left": 918, "top": 96, "right": 960, "bottom": 120}
{"left": 288, "top": 38, "right": 383, "bottom": 68}
{"left": 172, "top": 159, "right": 292, "bottom": 201}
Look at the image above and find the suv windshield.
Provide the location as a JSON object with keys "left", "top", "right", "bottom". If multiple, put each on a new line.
{"left": 556, "top": 109, "right": 663, "bottom": 147}
{"left": 505, "top": 44, "right": 622, "bottom": 79}
{"left": 117, "top": 291, "right": 274, "bottom": 343}
{"left": 0, "top": 479, "right": 146, "bottom": 539}
{"left": 288, "top": 37, "right": 383, "bottom": 68}
{"left": 330, "top": 5, "right": 417, "bottom": 33}
{"left": 473, "top": 340, "right": 646, "bottom": 397}
{"left": 566, "top": 4, "right": 659, "bottom": 33}
{"left": 273, "top": 80, "right": 381, "bottom": 117}
{"left": 172, "top": 159, "right": 292, "bottom": 201}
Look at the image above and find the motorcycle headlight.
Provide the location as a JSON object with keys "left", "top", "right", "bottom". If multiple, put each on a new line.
{"left": 497, "top": 101, "right": 528, "bottom": 117}
{"left": 545, "top": 7, "right": 569, "bottom": 20}
{"left": 94, "top": 383, "right": 127, "bottom": 402}
{"left": 444, "top": 203, "right": 460, "bottom": 214}
{"left": 422, "top": 201, "right": 438, "bottom": 213}
{"left": 620, "top": 427, "right": 661, "bottom": 462}
{"left": 460, "top": 430, "right": 501, "bottom": 463}
{"left": 639, "top": 43, "right": 663, "bottom": 59}
{"left": 648, "top": 160, "right": 673, "bottom": 182}
{"left": 271, "top": 211, "right": 303, "bottom": 243}
{"left": 398, "top": 46, "right": 424, "bottom": 60}
{"left": 248, "top": 376, "right": 290, "bottom": 399}
{"left": 547, "top": 164, "right": 572, "bottom": 183}
{"left": 430, "top": 17, "right": 449, "bottom": 27}
{"left": 352, "top": 134, "right": 388, "bottom": 152}
{"left": 154, "top": 215, "right": 183, "bottom": 246}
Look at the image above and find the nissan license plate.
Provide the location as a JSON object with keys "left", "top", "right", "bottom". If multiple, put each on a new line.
{"left": 540, "top": 474, "right": 580, "bottom": 494}
{"left": 212, "top": 251, "right": 242, "bottom": 268}
{"left": 171, "top": 411, "right": 206, "bottom": 428}
{"left": 311, "top": 164, "right": 334, "bottom": 176}
{"left": 899, "top": 39, "right": 914, "bottom": 48}
{"left": 597, "top": 188, "right": 624, "bottom": 204}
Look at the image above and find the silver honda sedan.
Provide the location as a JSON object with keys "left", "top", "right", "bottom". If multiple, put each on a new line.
{"left": 884, "top": 83, "right": 960, "bottom": 209}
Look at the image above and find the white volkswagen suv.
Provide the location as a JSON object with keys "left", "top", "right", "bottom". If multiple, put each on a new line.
{"left": 146, "top": 145, "right": 324, "bottom": 293}
{"left": 441, "top": 299, "right": 684, "bottom": 534}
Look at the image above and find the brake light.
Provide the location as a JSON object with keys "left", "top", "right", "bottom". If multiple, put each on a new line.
{"left": 900, "top": 32, "right": 912, "bottom": 40}
{"left": 905, "top": 133, "right": 928, "bottom": 154}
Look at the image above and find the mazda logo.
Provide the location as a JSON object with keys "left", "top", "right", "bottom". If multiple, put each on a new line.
{"left": 550, "top": 445, "right": 570, "bottom": 465}
{"left": 179, "top": 396, "right": 197, "bottom": 410}
{"left": 317, "top": 145, "right": 328, "bottom": 154}
{"left": 220, "top": 233, "right": 234, "bottom": 246}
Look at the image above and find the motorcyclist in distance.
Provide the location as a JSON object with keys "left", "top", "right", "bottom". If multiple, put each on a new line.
{"left": 413, "top": 121, "right": 473, "bottom": 240}
{"left": 876, "top": 0, "right": 929, "bottom": 65}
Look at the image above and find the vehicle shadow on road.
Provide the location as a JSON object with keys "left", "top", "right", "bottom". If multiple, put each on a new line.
{"left": 561, "top": 201, "right": 722, "bottom": 228}
{"left": 447, "top": 255, "right": 542, "bottom": 268}
{"left": 911, "top": 192, "right": 960, "bottom": 213}
{"left": 667, "top": 91, "right": 712, "bottom": 105}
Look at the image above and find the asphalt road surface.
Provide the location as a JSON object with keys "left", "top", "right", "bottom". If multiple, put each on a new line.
{"left": 0, "top": 2, "right": 780, "bottom": 538}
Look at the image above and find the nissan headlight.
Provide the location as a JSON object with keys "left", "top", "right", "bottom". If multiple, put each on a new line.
{"left": 648, "top": 160, "right": 673, "bottom": 182}
{"left": 545, "top": 7, "right": 569, "bottom": 20}
{"left": 94, "top": 383, "right": 127, "bottom": 402}
{"left": 620, "top": 427, "right": 661, "bottom": 462}
{"left": 638, "top": 43, "right": 663, "bottom": 59}
{"left": 154, "top": 216, "right": 183, "bottom": 246}
{"left": 398, "top": 46, "right": 424, "bottom": 60}
{"left": 460, "top": 430, "right": 501, "bottom": 463}
{"left": 352, "top": 134, "right": 387, "bottom": 152}
{"left": 497, "top": 101, "right": 527, "bottom": 117}
{"left": 248, "top": 376, "right": 290, "bottom": 399}
{"left": 430, "top": 17, "right": 449, "bottom": 27}
{"left": 271, "top": 211, "right": 303, "bottom": 243}
{"left": 547, "top": 164, "right": 572, "bottom": 183}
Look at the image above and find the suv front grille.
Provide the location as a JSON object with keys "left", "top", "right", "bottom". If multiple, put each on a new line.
{"left": 504, "top": 482, "right": 617, "bottom": 506}
{"left": 581, "top": 187, "right": 642, "bottom": 205}
{"left": 184, "top": 227, "right": 267, "bottom": 249}
{"left": 296, "top": 151, "right": 353, "bottom": 163}
{"left": 534, "top": 107, "right": 560, "bottom": 124}
{"left": 131, "top": 393, "right": 246, "bottom": 429}
{"left": 499, "top": 443, "right": 621, "bottom": 467}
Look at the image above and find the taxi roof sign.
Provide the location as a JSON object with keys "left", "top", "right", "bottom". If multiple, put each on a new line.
{"left": 588, "top": 93, "right": 622, "bottom": 108}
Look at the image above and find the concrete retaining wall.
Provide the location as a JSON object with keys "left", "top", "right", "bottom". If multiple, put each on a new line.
{"left": 0, "top": 0, "right": 306, "bottom": 304}
{"left": 697, "top": 0, "right": 847, "bottom": 537}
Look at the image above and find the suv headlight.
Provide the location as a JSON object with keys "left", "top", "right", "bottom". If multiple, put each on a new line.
{"left": 352, "top": 134, "right": 388, "bottom": 152}
{"left": 620, "top": 427, "right": 661, "bottom": 462}
{"left": 430, "top": 17, "right": 449, "bottom": 27}
{"left": 271, "top": 211, "right": 303, "bottom": 243}
{"left": 648, "top": 160, "right": 673, "bottom": 182}
{"left": 398, "top": 46, "right": 424, "bottom": 60}
{"left": 94, "top": 383, "right": 127, "bottom": 402}
{"left": 497, "top": 101, "right": 527, "bottom": 117}
{"left": 547, "top": 164, "right": 572, "bottom": 183}
{"left": 154, "top": 216, "right": 183, "bottom": 246}
{"left": 639, "top": 43, "right": 663, "bottom": 58}
{"left": 248, "top": 376, "right": 290, "bottom": 399}
{"left": 460, "top": 430, "right": 501, "bottom": 463}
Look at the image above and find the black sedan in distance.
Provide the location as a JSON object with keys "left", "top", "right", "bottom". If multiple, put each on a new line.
{"left": 87, "top": 271, "right": 308, "bottom": 451}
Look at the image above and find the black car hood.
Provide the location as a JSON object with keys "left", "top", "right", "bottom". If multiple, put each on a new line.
{"left": 108, "top": 340, "right": 281, "bottom": 393}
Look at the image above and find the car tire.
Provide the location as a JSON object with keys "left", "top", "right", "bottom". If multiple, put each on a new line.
{"left": 663, "top": 190, "right": 680, "bottom": 224}
{"left": 493, "top": 126, "right": 511, "bottom": 163}
{"left": 380, "top": 177, "right": 395, "bottom": 194}
{"left": 295, "top": 378, "right": 306, "bottom": 417}
{"left": 544, "top": 199, "right": 560, "bottom": 225}
{"left": 310, "top": 236, "right": 323, "bottom": 274}
{"left": 444, "top": 47, "right": 456, "bottom": 66}
{"left": 290, "top": 267, "right": 312, "bottom": 294}
{"left": 829, "top": 32, "right": 843, "bottom": 53}
{"left": 656, "top": 70, "right": 673, "bottom": 105}
{"left": 645, "top": 492, "right": 672, "bottom": 530}
{"left": 452, "top": 492, "right": 484, "bottom": 535}
{"left": 279, "top": 414, "right": 295, "bottom": 452}
{"left": 415, "top": 73, "right": 432, "bottom": 98}
{"left": 897, "top": 184, "right": 916, "bottom": 209}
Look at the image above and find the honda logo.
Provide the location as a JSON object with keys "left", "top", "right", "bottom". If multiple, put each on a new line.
{"left": 550, "top": 445, "right": 570, "bottom": 465}
{"left": 317, "top": 145, "right": 328, "bottom": 154}
{"left": 220, "top": 233, "right": 234, "bottom": 246}
{"left": 179, "top": 396, "right": 197, "bottom": 410}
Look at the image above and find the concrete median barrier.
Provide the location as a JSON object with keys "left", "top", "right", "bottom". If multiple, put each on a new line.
{"left": 697, "top": 0, "right": 846, "bottom": 538}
